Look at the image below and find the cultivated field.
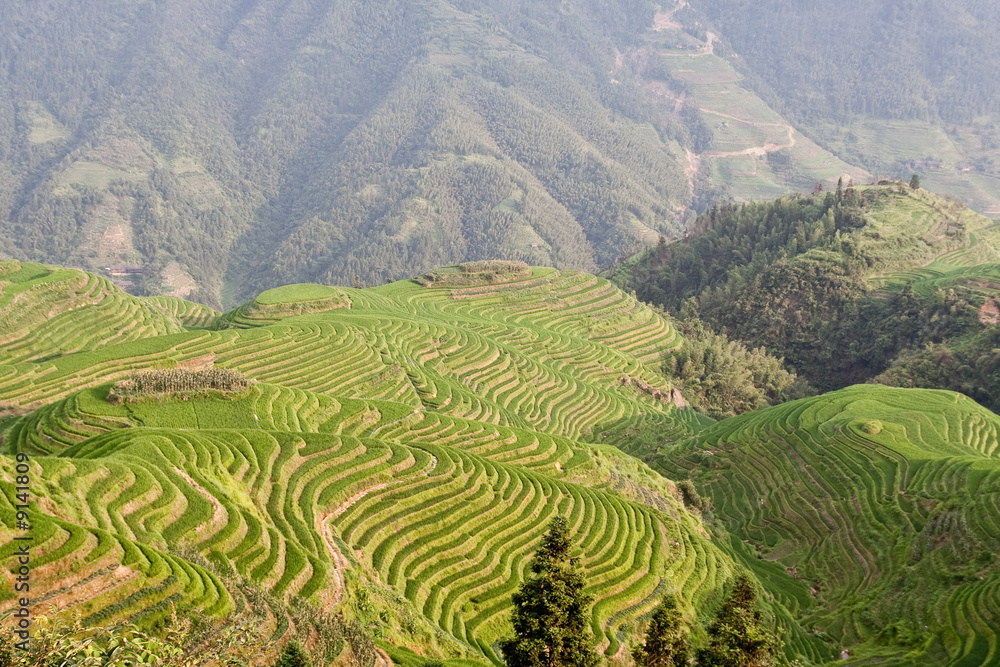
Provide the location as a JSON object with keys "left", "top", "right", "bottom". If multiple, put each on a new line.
{"left": 0, "top": 265, "right": 753, "bottom": 664}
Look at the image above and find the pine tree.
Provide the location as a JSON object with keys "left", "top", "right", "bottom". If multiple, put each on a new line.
{"left": 499, "top": 516, "right": 600, "bottom": 667}
{"left": 273, "top": 640, "right": 311, "bottom": 667}
{"left": 633, "top": 595, "right": 689, "bottom": 667}
{"left": 696, "top": 575, "right": 781, "bottom": 667}
{"left": 909, "top": 173, "right": 921, "bottom": 190}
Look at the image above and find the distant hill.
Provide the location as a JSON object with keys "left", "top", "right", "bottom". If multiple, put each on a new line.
{"left": 0, "top": 0, "right": 693, "bottom": 308}
{"left": 609, "top": 183, "right": 1000, "bottom": 406}
{"left": 689, "top": 0, "right": 1000, "bottom": 214}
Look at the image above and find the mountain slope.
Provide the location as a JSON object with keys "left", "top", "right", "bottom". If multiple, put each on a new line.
{"left": 1, "top": 265, "right": 778, "bottom": 664}
{"left": 4, "top": 264, "right": 1000, "bottom": 665}
{"left": 609, "top": 184, "right": 1000, "bottom": 400}
{"left": 0, "top": 0, "right": 696, "bottom": 308}
{"left": 0, "top": 0, "right": 880, "bottom": 309}
{"left": 653, "top": 385, "right": 1000, "bottom": 666}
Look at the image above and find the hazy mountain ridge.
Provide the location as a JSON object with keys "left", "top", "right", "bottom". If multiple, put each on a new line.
{"left": 0, "top": 0, "right": 888, "bottom": 309}
{"left": 0, "top": 0, "right": 701, "bottom": 308}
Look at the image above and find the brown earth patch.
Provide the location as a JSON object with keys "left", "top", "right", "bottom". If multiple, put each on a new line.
{"left": 979, "top": 297, "right": 1000, "bottom": 325}
{"left": 178, "top": 353, "right": 217, "bottom": 371}
{"left": 161, "top": 261, "right": 198, "bottom": 299}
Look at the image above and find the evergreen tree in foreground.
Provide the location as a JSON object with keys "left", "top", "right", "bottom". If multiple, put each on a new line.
{"left": 499, "top": 516, "right": 600, "bottom": 667}
{"left": 633, "top": 594, "right": 690, "bottom": 667}
{"left": 273, "top": 640, "right": 312, "bottom": 667}
{"left": 696, "top": 575, "right": 781, "bottom": 667}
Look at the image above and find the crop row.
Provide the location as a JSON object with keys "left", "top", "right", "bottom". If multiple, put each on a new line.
{"left": 2, "top": 423, "right": 728, "bottom": 662}
{"left": 653, "top": 385, "right": 1000, "bottom": 666}
{"left": 0, "top": 268, "right": 182, "bottom": 365}
{"left": 142, "top": 295, "right": 221, "bottom": 329}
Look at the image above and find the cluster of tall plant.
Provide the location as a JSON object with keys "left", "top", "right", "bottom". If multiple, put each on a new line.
{"left": 664, "top": 308, "right": 805, "bottom": 418}
{"left": 502, "top": 518, "right": 780, "bottom": 667}
{"left": 109, "top": 368, "right": 249, "bottom": 401}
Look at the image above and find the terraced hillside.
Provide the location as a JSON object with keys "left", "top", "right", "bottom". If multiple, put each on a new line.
{"left": 7, "top": 263, "right": 998, "bottom": 665}
{"left": 0, "top": 260, "right": 187, "bottom": 365}
{"left": 2, "top": 265, "right": 805, "bottom": 665}
{"left": 653, "top": 385, "right": 1000, "bottom": 667}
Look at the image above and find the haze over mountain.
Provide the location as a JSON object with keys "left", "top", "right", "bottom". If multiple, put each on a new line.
{"left": 0, "top": 0, "right": 884, "bottom": 308}
{"left": 691, "top": 0, "right": 1000, "bottom": 214}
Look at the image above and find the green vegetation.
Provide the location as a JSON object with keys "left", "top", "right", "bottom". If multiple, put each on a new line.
{"left": 633, "top": 595, "right": 690, "bottom": 667}
{"left": 652, "top": 384, "right": 1000, "bottom": 666}
{"left": 0, "top": 261, "right": 183, "bottom": 365}
{"left": 696, "top": 576, "right": 780, "bottom": 667}
{"left": 275, "top": 641, "right": 312, "bottom": 667}
{"left": 0, "top": 266, "right": 758, "bottom": 665}
{"left": 499, "top": 516, "right": 599, "bottom": 667}
{"left": 610, "top": 185, "right": 1000, "bottom": 406}
{"left": 3, "top": 262, "right": 999, "bottom": 665}
{"left": 0, "top": 0, "right": 710, "bottom": 308}
{"left": 690, "top": 0, "right": 1000, "bottom": 214}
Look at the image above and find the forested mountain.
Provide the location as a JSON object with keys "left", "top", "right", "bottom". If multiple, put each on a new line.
{"left": 0, "top": 0, "right": 885, "bottom": 309}
{"left": 0, "top": 0, "right": 704, "bottom": 307}
{"left": 689, "top": 0, "right": 1000, "bottom": 214}
{"left": 691, "top": 0, "right": 1000, "bottom": 122}
{"left": 609, "top": 183, "right": 1000, "bottom": 408}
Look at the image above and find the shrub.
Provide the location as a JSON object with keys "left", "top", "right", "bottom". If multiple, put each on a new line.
{"left": 860, "top": 420, "right": 883, "bottom": 435}
{"left": 676, "top": 480, "right": 705, "bottom": 511}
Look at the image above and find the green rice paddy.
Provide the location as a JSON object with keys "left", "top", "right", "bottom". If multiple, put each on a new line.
{"left": 1, "top": 262, "right": 997, "bottom": 665}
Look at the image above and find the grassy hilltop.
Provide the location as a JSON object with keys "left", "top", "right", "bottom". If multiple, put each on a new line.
{"left": 1, "top": 259, "right": 999, "bottom": 665}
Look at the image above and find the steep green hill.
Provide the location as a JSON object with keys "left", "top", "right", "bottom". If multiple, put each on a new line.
{"left": 653, "top": 385, "right": 1000, "bottom": 666}
{"left": 0, "top": 260, "right": 188, "bottom": 365}
{"left": 3, "top": 264, "right": 998, "bottom": 665}
{"left": 609, "top": 184, "right": 1000, "bottom": 403}
{"left": 0, "top": 0, "right": 879, "bottom": 309}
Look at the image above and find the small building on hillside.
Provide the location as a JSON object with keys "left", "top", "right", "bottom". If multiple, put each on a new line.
{"left": 105, "top": 264, "right": 144, "bottom": 277}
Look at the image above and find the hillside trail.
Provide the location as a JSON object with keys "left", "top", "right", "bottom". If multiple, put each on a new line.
{"left": 702, "top": 116, "right": 796, "bottom": 158}
{"left": 652, "top": 0, "right": 687, "bottom": 31}
{"left": 649, "top": 7, "right": 796, "bottom": 163}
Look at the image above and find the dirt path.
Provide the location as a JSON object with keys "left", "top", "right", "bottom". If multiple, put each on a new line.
{"left": 684, "top": 148, "right": 701, "bottom": 195}
{"left": 704, "top": 124, "right": 796, "bottom": 159}
{"left": 652, "top": 0, "right": 687, "bottom": 31}
{"left": 649, "top": 1, "right": 798, "bottom": 176}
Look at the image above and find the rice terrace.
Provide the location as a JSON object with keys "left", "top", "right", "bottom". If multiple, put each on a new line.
{"left": 0, "top": 248, "right": 997, "bottom": 666}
